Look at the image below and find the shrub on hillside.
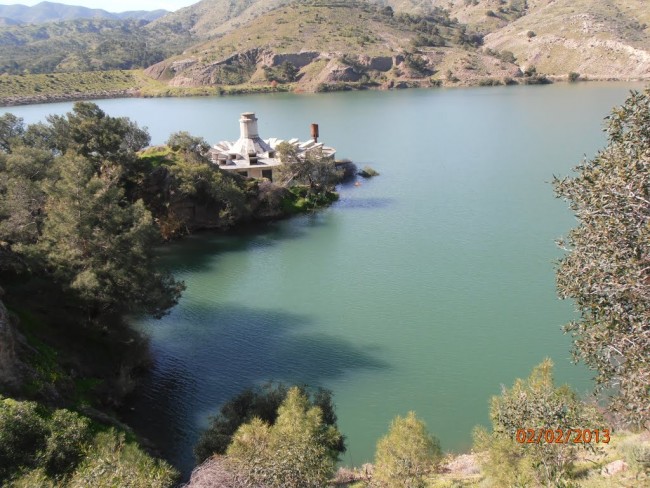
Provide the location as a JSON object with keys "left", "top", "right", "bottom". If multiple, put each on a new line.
{"left": 474, "top": 359, "right": 601, "bottom": 487}
{"left": 373, "top": 411, "right": 441, "bottom": 488}
{"left": 0, "top": 397, "right": 176, "bottom": 486}
{"left": 68, "top": 429, "right": 178, "bottom": 488}
{"left": 0, "top": 397, "right": 47, "bottom": 481}
{"left": 41, "top": 409, "right": 91, "bottom": 476}
{"left": 226, "top": 387, "right": 342, "bottom": 488}
{"left": 194, "top": 382, "right": 345, "bottom": 464}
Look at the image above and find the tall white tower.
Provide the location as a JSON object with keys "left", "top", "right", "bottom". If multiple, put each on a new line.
{"left": 230, "top": 112, "right": 272, "bottom": 159}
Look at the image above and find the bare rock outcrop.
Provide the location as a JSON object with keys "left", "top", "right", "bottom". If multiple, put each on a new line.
{"left": 261, "top": 51, "right": 320, "bottom": 69}
{"left": 144, "top": 60, "right": 171, "bottom": 80}
{"left": 316, "top": 59, "right": 363, "bottom": 83}
{"left": 601, "top": 459, "right": 628, "bottom": 477}
{"left": 358, "top": 55, "right": 393, "bottom": 72}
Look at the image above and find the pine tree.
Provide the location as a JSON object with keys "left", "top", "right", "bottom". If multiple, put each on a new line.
{"left": 373, "top": 411, "right": 441, "bottom": 488}
{"left": 226, "top": 387, "right": 340, "bottom": 488}
{"left": 39, "top": 153, "right": 181, "bottom": 318}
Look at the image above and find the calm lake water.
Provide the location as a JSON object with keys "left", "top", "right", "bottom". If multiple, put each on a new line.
{"left": 5, "top": 82, "right": 646, "bottom": 477}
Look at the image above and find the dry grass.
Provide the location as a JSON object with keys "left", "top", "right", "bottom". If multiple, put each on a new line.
{"left": 484, "top": 0, "right": 650, "bottom": 78}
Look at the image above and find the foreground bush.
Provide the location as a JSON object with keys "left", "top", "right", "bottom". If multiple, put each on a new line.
{"left": 195, "top": 382, "right": 344, "bottom": 463}
{"left": 68, "top": 429, "right": 178, "bottom": 488}
{"left": 0, "top": 397, "right": 47, "bottom": 481}
{"left": 373, "top": 411, "right": 441, "bottom": 488}
{"left": 474, "top": 359, "right": 601, "bottom": 487}
{"left": 0, "top": 396, "right": 177, "bottom": 487}
{"left": 226, "top": 387, "right": 342, "bottom": 488}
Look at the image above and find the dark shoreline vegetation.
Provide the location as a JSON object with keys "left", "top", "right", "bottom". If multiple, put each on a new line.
{"left": 0, "top": 87, "right": 649, "bottom": 486}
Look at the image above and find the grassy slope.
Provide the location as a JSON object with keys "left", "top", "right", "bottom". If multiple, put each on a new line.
{"left": 484, "top": 0, "right": 650, "bottom": 78}
{"left": 180, "top": 2, "right": 408, "bottom": 59}
{"left": 145, "top": 1, "right": 517, "bottom": 92}
{"left": 0, "top": 70, "right": 147, "bottom": 105}
{"left": 145, "top": 0, "right": 291, "bottom": 40}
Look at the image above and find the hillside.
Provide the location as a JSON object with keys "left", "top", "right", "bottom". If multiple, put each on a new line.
{"left": 145, "top": 0, "right": 291, "bottom": 41}
{"left": 484, "top": 0, "right": 650, "bottom": 79}
{"left": 0, "top": 1, "right": 168, "bottom": 24}
{"left": 143, "top": 0, "right": 650, "bottom": 94}
{"left": 1, "top": 0, "right": 649, "bottom": 103}
{"left": 144, "top": 0, "right": 521, "bottom": 92}
{"left": 0, "top": 17, "right": 191, "bottom": 74}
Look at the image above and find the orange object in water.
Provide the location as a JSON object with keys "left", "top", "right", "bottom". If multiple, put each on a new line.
{"left": 354, "top": 181, "right": 361, "bottom": 187}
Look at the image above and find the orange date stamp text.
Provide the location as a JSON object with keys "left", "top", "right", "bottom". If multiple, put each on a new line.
{"left": 515, "top": 428, "right": 610, "bottom": 444}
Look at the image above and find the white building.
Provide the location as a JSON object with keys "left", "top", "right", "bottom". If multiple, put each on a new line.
{"left": 210, "top": 112, "right": 336, "bottom": 180}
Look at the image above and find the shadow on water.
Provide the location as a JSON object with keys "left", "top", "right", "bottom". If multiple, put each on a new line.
{"left": 155, "top": 213, "right": 334, "bottom": 272}
{"left": 123, "top": 303, "right": 389, "bottom": 480}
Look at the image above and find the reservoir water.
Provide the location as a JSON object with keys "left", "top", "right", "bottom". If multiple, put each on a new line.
{"left": 5, "top": 82, "right": 646, "bottom": 477}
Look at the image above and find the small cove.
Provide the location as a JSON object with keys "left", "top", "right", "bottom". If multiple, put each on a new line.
{"left": 5, "top": 82, "right": 645, "bottom": 477}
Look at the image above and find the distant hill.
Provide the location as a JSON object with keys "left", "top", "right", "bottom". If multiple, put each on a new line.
{"left": 144, "top": 0, "right": 290, "bottom": 40}
{"left": 144, "top": 0, "right": 650, "bottom": 93}
{"left": 0, "top": 17, "right": 190, "bottom": 74}
{"left": 0, "top": 1, "right": 168, "bottom": 24}
{"left": 386, "top": 0, "right": 650, "bottom": 78}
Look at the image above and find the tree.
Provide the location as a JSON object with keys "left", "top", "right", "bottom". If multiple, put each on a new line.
{"left": 554, "top": 88, "right": 650, "bottom": 425}
{"left": 0, "top": 113, "right": 25, "bottom": 153}
{"left": 39, "top": 153, "right": 182, "bottom": 318}
{"left": 373, "top": 411, "right": 441, "bottom": 488}
{"left": 226, "top": 387, "right": 341, "bottom": 488}
{"left": 45, "top": 102, "right": 150, "bottom": 193}
{"left": 0, "top": 146, "right": 52, "bottom": 246}
{"left": 474, "top": 359, "right": 601, "bottom": 487}
{"left": 46, "top": 102, "right": 150, "bottom": 164}
{"left": 194, "top": 382, "right": 345, "bottom": 464}
{"left": 275, "top": 142, "right": 342, "bottom": 195}
{"left": 166, "top": 131, "right": 210, "bottom": 157}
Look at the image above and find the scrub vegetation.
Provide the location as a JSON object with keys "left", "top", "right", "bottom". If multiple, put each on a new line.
{"left": 0, "top": 396, "right": 178, "bottom": 486}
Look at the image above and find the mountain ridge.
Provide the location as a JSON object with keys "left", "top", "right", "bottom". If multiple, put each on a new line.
{"left": 0, "top": 1, "right": 168, "bottom": 24}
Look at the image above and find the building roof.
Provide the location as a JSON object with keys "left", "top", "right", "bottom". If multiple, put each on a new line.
{"left": 210, "top": 112, "right": 335, "bottom": 171}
